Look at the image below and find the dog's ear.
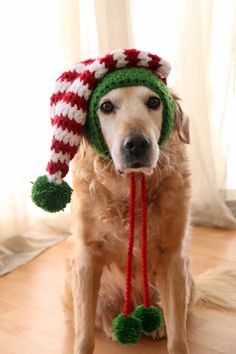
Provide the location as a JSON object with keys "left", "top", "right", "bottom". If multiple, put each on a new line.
{"left": 172, "top": 94, "right": 190, "bottom": 144}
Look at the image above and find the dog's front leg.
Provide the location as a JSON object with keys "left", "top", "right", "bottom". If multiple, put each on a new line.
{"left": 72, "top": 242, "right": 103, "bottom": 354}
{"left": 156, "top": 249, "right": 190, "bottom": 354}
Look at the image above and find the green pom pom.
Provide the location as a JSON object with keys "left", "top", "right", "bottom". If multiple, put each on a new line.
{"left": 31, "top": 175, "right": 72, "bottom": 213}
{"left": 112, "top": 313, "right": 142, "bottom": 344}
{"left": 132, "top": 305, "right": 163, "bottom": 334}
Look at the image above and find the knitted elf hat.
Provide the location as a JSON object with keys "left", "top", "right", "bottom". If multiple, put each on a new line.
{"left": 31, "top": 49, "right": 174, "bottom": 212}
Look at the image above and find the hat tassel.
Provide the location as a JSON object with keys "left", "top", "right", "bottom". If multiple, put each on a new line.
{"left": 112, "top": 173, "right": 163, "bottom": 344}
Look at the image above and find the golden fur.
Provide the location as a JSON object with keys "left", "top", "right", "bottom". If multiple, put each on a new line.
{"left": 63, "top": 87, "right": 236, "bottom": 354}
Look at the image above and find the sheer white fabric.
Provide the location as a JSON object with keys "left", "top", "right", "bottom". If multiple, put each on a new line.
{"left": 131, "top": 0, "right": 236, "bottom": 227}
{"left": 0, "top": 1, "right": 71, "bottom": 275}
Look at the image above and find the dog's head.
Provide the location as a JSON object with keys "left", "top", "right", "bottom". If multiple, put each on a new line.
{"left": 96, "top": 85, "right": 163, "bottom": 173}
{"left": 85, "top": 67, "right": 185, "bottom": 174}
{"left": 86, "top": 72, "right": 189, "bottom": 175}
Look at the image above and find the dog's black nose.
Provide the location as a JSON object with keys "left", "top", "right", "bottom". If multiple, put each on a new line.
{"left": 123, "top": 134, "right": 150, "bottom": 157}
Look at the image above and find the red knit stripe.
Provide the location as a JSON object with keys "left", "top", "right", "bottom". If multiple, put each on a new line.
{"left": 79, "top": 70, "right": 97, "bottom": 90}
{"left": 57, "top": 70, "right": 79, "bottom": 83}
{"left": 50, "top": 91, "right": 88, "bottom": 110}
{"left": 162, "top": 77, "right": 167, "bottom": 85}
{"left": 62, "top": 92, "right": 87, "bottom": 111}
{"left": 124, "top": 172, "right": 136, "bottom": 317}
{"left": 50, "top": 92, "right": 64, "bottom": 106}
{"left": 124, "top": 49, "right": 140, "bottom": 67}
{"left": 46, "top": 160, "right": 69, "bottom": 178}
{"left": 147, "top": 53, "right": 161, "bottom": 70}
{"left": 100, "top": 53, "right": 117, "bottom": 70}
{"left": 51, "top": 137, "right": 78, "bottom": 158}
{"left": 81, "top": 58, "right": 95, "bottom": 65}
{"left": 141, "top": 173, "right": 150, "bottom": 308}
{"left": 51, "top": 115, "right": 84, "bottom": 135}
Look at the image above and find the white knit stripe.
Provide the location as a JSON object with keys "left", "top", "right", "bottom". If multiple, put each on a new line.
{"left": 113, "top": 49, "right": 128, "bottom": 68}
{"left": 89, "top": 60, "right": 108, "bottom": 79}
{"left": 50, "top": 105, "right": 54, "bottom": 119}
{"left": 137, "top": 51, "right": 151, "bottom": 67}
{"left": 70, "top": 79, "right": 92, "bottom": 99}
{"left": 50, "top": 151, "right": 71, "bottom": 164}
{"left": 53, "top": 101, "right": 86, "bottom": 125}
{"left": 74, "top": 62, "right": 87, "bottom": 73}
{"left": 54, "top": 79, "right": 73, "bottom": 94}
{"left": 54, "top": 127, "right": 82, "bottom": 146}
{"left": 159, "top": 59, "right": 171, "bottom": 78}
{"left": 47, "top": 171, "right": 63, "bottom": 184}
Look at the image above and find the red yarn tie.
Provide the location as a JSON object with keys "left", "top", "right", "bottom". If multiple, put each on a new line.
{"left": 141, "top": 173, "right": 150, "bottom": 308}
{"left": 124, "top": 172, "right": 136, "bottom": 317}
{"left": 124, "top": 172, "right": 150, "bottom": 317}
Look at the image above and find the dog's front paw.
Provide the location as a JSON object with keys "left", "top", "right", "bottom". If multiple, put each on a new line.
{"left": 74, "top": 348, "right": 94, "bottom": 354}
{"left": 168, "top": 341, "right": 189, "bottom": 354}
{"left": 169, "top": 349, "right": 189, "bottom": 354}
{"left": 74, "top": 340, "right": 94, "bottom": 354}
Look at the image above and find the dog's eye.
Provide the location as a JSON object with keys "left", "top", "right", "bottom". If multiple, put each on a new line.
{"left": 100, "top": 100, "right": 114, "bottom": 114}
{"left": 146, "top": 96, "right": 161, "bottom": 110}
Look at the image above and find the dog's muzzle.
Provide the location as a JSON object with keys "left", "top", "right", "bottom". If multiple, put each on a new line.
{"left": 121, "top": 133, "right": 151, "bottom": 169}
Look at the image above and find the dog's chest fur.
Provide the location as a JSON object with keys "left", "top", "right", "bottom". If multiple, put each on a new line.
{"left": 70, "top": 138, "right": 191, "bottom": 339}
{"left": 72, "top": 142, "right": 191, "bottom": 270}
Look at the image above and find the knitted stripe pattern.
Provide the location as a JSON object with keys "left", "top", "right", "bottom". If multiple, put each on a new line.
{"left": 48, "top": 49, "right": 171, "bottom": 185}
{"left": 86, "top": 68, "right": 174, "bottom": 159}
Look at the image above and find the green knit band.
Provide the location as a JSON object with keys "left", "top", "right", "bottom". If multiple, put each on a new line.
{"left": 86, "top": 67, "right": 174, "bottom": 159}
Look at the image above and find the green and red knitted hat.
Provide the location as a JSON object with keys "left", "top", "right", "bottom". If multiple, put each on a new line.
{"left": 31, "top": 49, "right": 174, "bottom": 212}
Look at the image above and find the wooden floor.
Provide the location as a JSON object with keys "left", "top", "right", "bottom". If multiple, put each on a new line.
{"left": 0, "top": 226, "right": 236, "bottom": 354}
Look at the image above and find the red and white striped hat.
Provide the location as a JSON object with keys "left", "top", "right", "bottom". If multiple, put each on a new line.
{"left": 32, "top": 49, "right": 172, "bottom": 212}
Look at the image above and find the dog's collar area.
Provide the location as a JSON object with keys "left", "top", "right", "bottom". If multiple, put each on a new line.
{"left": 112, "top": 172, "right": 163, "bottom": 343}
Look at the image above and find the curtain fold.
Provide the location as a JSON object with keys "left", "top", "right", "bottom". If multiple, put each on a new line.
{"left": 130, "top": 0, "right": 236, "bottom": 228}
{"left": 0, "top": 0, "right": 71, "bottom": 276}
{"left": 94, "top": 0, "right": 133, "bottom": 54}
{"left": 0, "top": 215, "right": 71, "bottom": 276}
{"left": 173, "top": 0, "right": 236, "bottom": 227}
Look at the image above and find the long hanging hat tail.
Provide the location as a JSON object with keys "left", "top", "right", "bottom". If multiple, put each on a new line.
{"left": 112, "top": 173, "right": 163, "bottom": 344}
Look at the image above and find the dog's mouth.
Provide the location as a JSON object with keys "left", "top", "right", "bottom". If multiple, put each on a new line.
{"left": 130, "top": 161, "right": 144, "bottom": 169}
{"left": 117, "top": 160, "right": 154, "bottom": 175}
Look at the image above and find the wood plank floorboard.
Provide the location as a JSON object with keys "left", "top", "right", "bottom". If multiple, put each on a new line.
{"left": 0, "top": 226, "right": 236, "bottom": 354}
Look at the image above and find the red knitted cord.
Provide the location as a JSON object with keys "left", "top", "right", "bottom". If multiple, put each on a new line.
{"left": 124, "top": 172, "right": 136, "bottom": 317}
{"left": 141, "top": 173, "right": 150, "bottom": 308}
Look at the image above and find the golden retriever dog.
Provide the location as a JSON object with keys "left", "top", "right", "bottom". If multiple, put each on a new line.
{"left": 63, "top": 86, "right": 236, "bottom": 354}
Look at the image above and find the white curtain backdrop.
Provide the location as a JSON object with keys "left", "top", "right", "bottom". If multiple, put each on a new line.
{"left": 0, "top": 0, "right": 235, "bottom": 275}
{"left": 0, "top": 0, "right": 71, "bottom": 275}
{"left": 130, "top": 0, "right": 236, "bottom": 227}
{"left": 172, "top": 0, "right": 236, "bottom": 227}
